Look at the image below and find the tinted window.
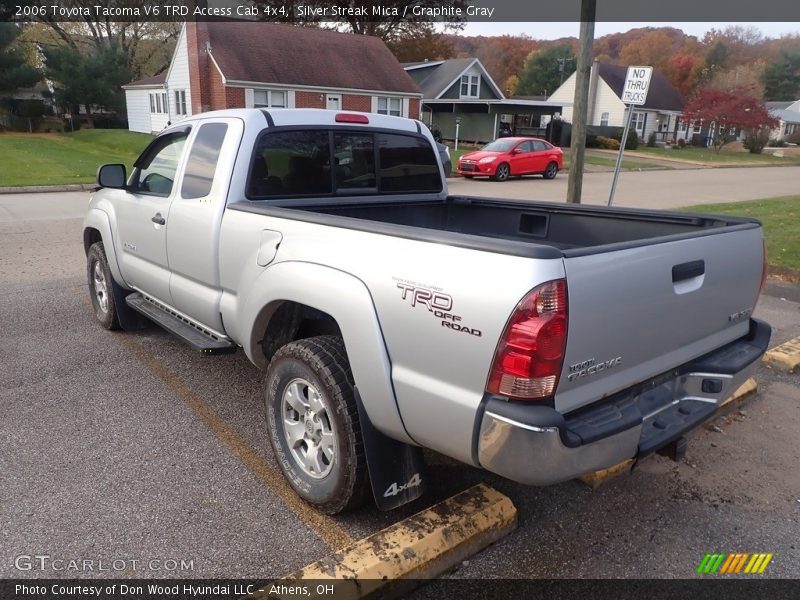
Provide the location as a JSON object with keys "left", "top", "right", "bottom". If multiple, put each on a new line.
{"left": 334, "top": 133, "right": 376, "bottom": 190}
{"left": 181, "top": 123, "right": 228, "bottom": 199}
{"left": 248, "top": 131, "right": 331, "bottom": 198}
{"left": 378, "top": 134, "right": 441, "bottom": 193}
{"left": 131, "top": 131, "right": 189, "bottom": 197}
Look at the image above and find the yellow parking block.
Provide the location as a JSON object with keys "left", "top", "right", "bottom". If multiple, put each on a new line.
{"left": 258, "top": 484, "right": 516, "bottom": 600}
{"left": 763, "top": 336, "right": 800, "bottom": 373}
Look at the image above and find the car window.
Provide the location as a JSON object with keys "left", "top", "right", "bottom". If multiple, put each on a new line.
{"left": 181, "top": 123, "right": 228, "bottom": 199}
{"left": 334, "top": 133, "right": 376, "bottom": 190}
{"left": 248, "top": 131, "right": 332, "bottom": 198}
{"left": 378, "top": 133, "right": 441, "bottom": 193}
{"left": 131, "top": 132, "right": 189, "bottom": 197}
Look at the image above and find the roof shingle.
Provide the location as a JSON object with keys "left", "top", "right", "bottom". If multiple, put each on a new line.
{"left": 205, "top": 22, "right": 419, "bottom": 94}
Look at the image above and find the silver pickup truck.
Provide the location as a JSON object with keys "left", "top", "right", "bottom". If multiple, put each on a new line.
{"left": 84, "top": 108, "right": 771, "bottom": 514}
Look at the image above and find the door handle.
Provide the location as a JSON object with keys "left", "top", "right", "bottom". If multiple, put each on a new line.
{"left": 151, "top": 213, "right": 166, "bottom": 225}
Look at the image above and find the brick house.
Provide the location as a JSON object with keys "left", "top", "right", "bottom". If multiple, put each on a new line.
{"left": 123, "top": 22, "right": 422, "bottom": 134}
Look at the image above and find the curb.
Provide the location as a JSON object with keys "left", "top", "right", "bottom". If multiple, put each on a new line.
{"left": 0, "top": 184, "right": 95, "bottom": 194}
{"left": 261, "top": 484, "right": 516, "bottom": 599}
{"left": 763, "top": 337, "right": 800, "bottom": 373}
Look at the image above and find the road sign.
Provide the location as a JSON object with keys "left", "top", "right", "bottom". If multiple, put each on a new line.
{"left": 621, "top": 66, "right": 653, "bottom": 106}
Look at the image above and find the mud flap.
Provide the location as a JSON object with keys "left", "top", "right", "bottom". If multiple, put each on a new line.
{"left": 354, "top": 388, "right": 426, "bottom": 511}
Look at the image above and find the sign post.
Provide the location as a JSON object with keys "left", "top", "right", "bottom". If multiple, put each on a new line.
{"left": 608, "top": 66, "right": 652, "bottom": 206}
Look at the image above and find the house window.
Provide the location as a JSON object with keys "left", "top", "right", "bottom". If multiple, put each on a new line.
{"left": 254, "top": 90, "right": 286, "bottom": 108}
{"left": 174, "top": 90, "right": 187, "bottom": 115}
{"left": 460, "top": 74, "right": 479, "bottom": 98}
{"left": 630, "top": 111, "right": 645, "bottom": 132}
{"left": 600, "top": 112, "right": 609, "bottom": 126}
{"left": 377, "top": 97, "right": 402, "bottom": 116}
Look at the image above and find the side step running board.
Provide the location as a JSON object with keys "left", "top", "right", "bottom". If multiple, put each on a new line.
{"left": 125, "top": 293, "right": 237, "bottom": 355}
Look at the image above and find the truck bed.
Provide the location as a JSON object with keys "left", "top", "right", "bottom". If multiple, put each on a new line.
{"left": 245, "top": 196, "right": 759, "bottom": 256}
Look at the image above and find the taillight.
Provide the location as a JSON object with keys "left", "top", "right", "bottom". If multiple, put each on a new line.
{"left": 486, "top": 280, "right": 568, "bottom": 401}
{"left": 335, "top": 113, "right": 369, "bottom": 124}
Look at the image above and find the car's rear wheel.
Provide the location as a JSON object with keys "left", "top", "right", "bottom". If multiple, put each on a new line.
{"left": 543, "top": 161, "right": 558, "bottom": 179}
{"left": 265, "top": 335, "right": 369, "bottom": 514}
{"left": 492, "top": 162, "right": 510, "bottom": 182}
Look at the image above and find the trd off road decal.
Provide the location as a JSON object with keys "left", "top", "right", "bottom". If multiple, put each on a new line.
{"left": 395, "top": 280, "right": 482, "bottom": 337}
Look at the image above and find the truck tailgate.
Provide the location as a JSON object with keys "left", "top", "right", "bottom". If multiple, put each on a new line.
{"left": 556, "top": 225, "right": 764, "bottom": 414}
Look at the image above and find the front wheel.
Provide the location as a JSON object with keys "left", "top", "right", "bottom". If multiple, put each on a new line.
{"left": 87, "top": 242, "right": 122, "bottom": 330}
{"left": 543, "top": 161, "right": 558, "bottom": 179}
{"left": 492, "top": 162, "right": 510, "bottom": 182}
{"left": 265, "top": 336, "right": 369, "bottom": 514}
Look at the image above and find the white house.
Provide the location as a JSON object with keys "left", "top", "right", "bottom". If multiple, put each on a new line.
{"left": 549, "top": 60, "right": 686, "bottom": 144}
{"left": 766, "top": 100, "right": 800, "bottom": 141}
{"left": 122, "top": 22, "right": 421, "bottom": 134}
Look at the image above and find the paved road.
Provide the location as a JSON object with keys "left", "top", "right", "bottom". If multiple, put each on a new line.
{"left": 448, "top": 166, "right": 800, "bottom": 209}
{"left": 1, "top": 187, "right": 799, "bottom": 582}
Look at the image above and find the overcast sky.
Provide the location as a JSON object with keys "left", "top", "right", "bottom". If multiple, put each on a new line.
{"left": 461, "top": 22, "right": 800, "bottom": 39}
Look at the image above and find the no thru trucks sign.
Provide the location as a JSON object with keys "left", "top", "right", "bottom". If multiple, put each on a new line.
{"left": 622, "top": 66, "right": 653, "bottom": 105}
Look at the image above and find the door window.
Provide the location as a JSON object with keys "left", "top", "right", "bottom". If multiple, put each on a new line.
{"left": 131, "top": 131, "right": 189, "bottom": 197}
{"left": 181, "top": 123, "right": 228, "bottom": 199}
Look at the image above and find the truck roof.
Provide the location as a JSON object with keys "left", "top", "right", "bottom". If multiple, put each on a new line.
{"left": 173, "top": 108, "right": 421, "bottom": 133}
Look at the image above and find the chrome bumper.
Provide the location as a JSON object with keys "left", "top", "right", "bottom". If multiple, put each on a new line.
{"left": 477, "top": 319, "right": 769, "bottom": 486}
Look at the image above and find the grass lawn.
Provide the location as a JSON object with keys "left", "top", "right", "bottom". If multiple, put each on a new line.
{"left": 0, "top": 130, "right": 153, "bottom": 187}
{"left": 637, "top": 146, "right": 800, "bottom": 166}
{"left": 681, "top": 195, "right": 800, "bottom": 271}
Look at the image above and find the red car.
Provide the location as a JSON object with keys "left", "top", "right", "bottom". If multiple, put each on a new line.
{"left": 457, "top": 137, "right": 563, "bottom": 182}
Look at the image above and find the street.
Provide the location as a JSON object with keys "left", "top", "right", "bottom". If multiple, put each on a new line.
{"left": 448, "top": 165, "right": 800, "bottom": 209}
{"left": 1, "top": 172, "right": 799, "bottom": 581}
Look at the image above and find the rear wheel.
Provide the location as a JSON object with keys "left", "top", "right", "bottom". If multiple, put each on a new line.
{"left": 265, "top": 336, "right": 369, "bottom": 514}
{"left": 543, "top": 161, "right": 558, "bottom": 179}
{"left": 492, "top": 162, "right": 510, "bottom": 182}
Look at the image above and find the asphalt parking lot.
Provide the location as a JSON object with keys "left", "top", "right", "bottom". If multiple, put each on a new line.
{"left": 1, "top": 187, "right": 799, "bottom": 584}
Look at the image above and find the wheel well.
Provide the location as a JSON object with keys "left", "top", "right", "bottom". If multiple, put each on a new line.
{"left": 260, "top": 301, "right": 342, "bottom": 363}
{"left": 83, "top": 228, "right": 102, "bottom": 255}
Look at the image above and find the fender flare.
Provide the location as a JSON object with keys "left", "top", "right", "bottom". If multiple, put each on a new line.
{"left": 83, "top": 208, "right": 128, "bottom": 288}
{"left": 240, "top": 261, "right": 413, "bottom": 445}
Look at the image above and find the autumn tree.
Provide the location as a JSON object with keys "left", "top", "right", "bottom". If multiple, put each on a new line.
{"left": 683, "top": 87, "right": 777, "bottom": 154}
{"left": 516, "top": 44, "right": 576, "bottom": 97}
{"left": 763, "top": 50, "right": 800, "bottom": 100}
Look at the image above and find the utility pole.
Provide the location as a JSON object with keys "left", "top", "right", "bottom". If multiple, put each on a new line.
{"left": 566, "top": 0, "right": 596, "bottom": 204}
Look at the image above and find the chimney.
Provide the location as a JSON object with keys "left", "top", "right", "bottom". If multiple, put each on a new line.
{"left": 587, "top": 59, "right": 600, "bottom": 126}
{"left": 186, "top": 21, "right": 212, "bottom": 114}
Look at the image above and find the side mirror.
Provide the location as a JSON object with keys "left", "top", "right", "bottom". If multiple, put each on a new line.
{"left": 97, "top": 164, "right": 127, "bottom": 189}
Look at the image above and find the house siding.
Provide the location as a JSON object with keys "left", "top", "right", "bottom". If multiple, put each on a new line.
{"left": 125, "top": 89, "right": 152, "bottom": 133}
{"left": 166, "top": 25, "right": 192, "bottom": 122}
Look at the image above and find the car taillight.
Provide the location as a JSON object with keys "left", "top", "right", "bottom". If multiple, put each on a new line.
{"left": 335, "top": 113, "right": 369, "bottom": 124}
{"left": 486, "top": 280, "right": 568, "bottom": 401}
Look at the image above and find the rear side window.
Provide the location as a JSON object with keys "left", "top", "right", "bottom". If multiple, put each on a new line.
{"left": 248, "top": 131, "right": 331, "bottom": 198}
{"left": 181, "top": 123, "right": 228, "bottom": 199}
{"left": 378, "top": 134, "right": 441, "bottom": 193}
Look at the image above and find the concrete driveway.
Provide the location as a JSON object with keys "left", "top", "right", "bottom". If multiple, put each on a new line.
{"left": 447, "top": 166, "right": 800, "bottom": 209}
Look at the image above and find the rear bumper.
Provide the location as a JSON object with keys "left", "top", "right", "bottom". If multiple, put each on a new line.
{"left": 477, "top": 318, "right": 771, "bottom": 486}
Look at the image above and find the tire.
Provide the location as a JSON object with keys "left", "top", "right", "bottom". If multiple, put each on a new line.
{"left": 265, "top": 335, "right": 369, "bottom": 514}
{"left": 492, "top": 162, "right": 510, "bottom": 182}
{"left": 543, "top": 161, "right": 558, "bottom": 179}
{"left": 87, "top": 242, "right": 122, "bottom": 330}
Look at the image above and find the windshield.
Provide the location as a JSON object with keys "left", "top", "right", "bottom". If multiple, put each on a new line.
{"left": 480, "top": 139, "right": 517, "bottom": 152}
